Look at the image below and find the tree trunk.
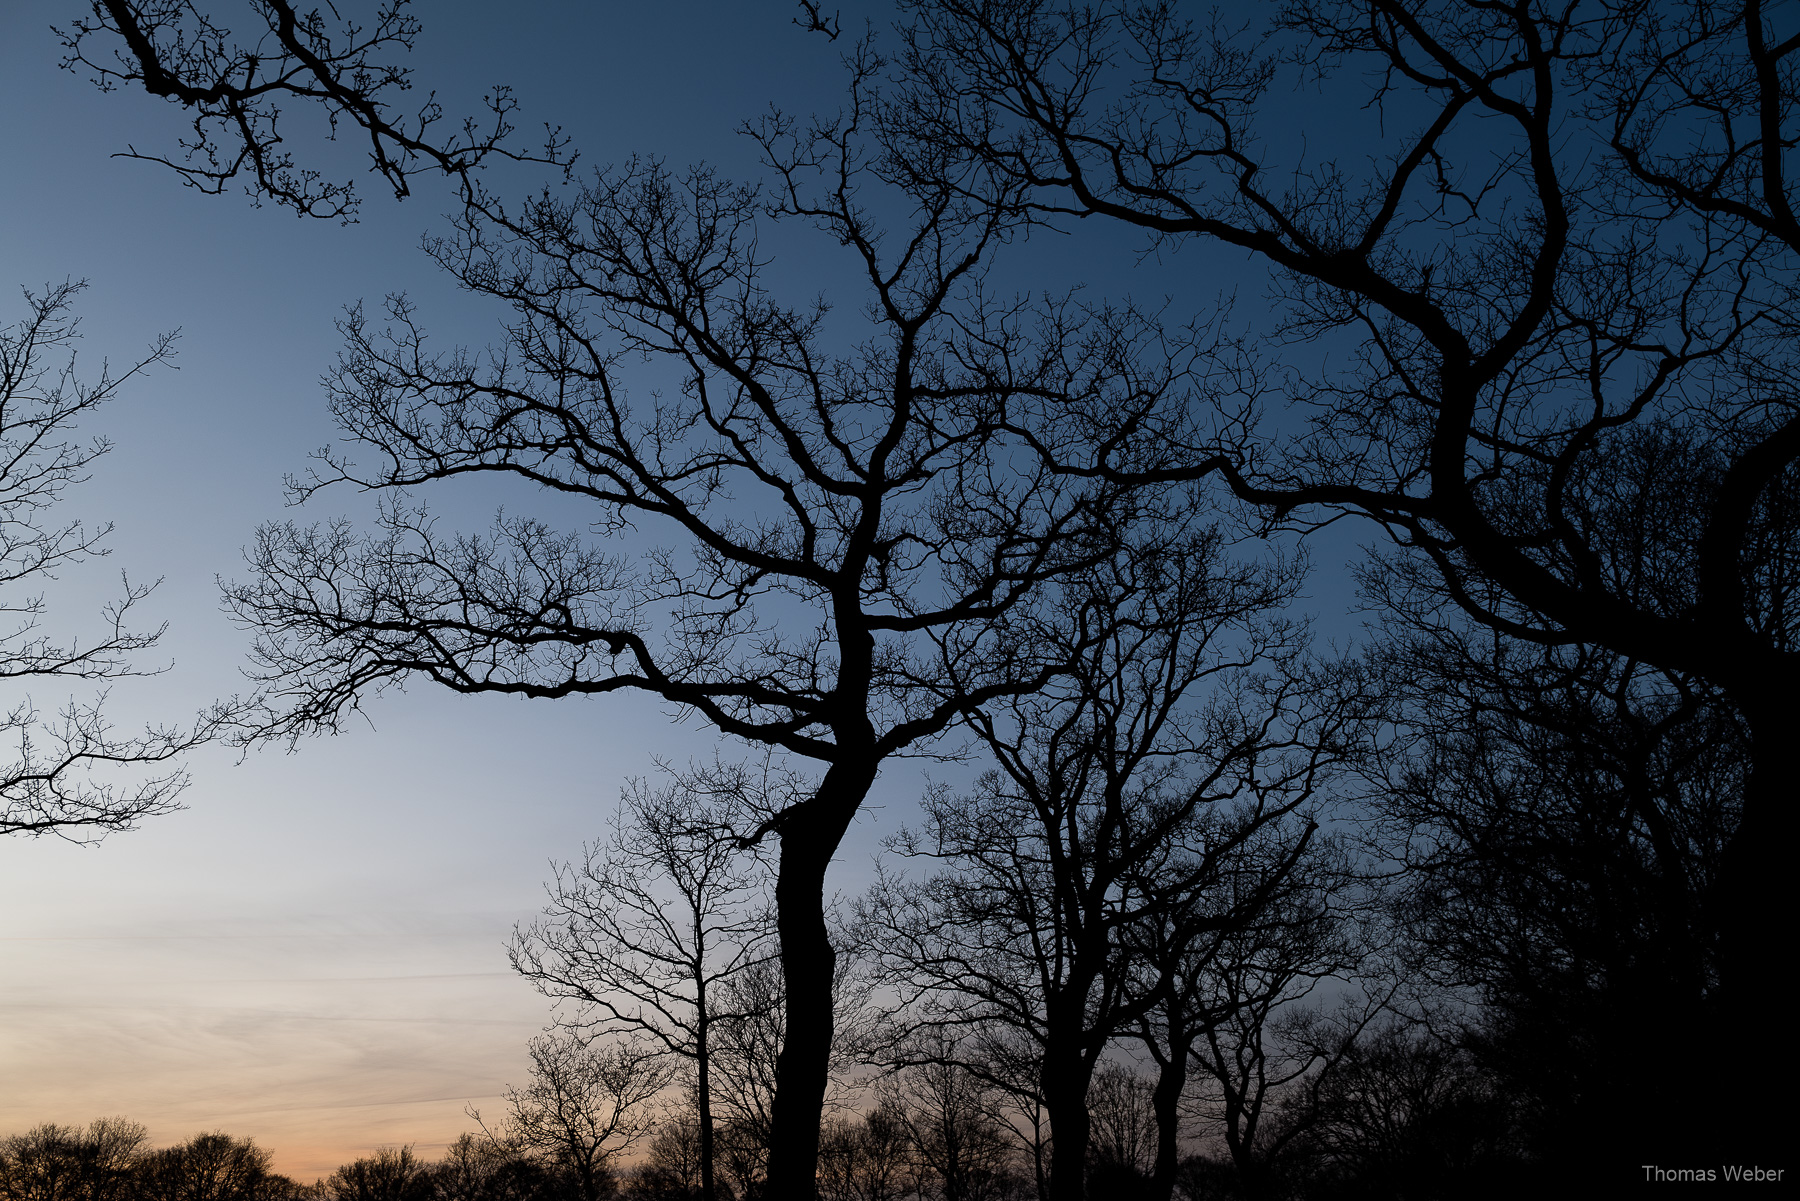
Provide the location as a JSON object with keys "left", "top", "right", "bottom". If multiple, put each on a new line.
{"left": 1218, "top": 1084, "right": 1273, "bottom": 1201}
{"left": 1028, "top": 1115, "right": 1051, "bottom": 1201}
{"left": 697, "top": 1005, "right": 716, "bottom": 1201}
{"left": 1041, "top": 1041, "right": 1096, "bottom": 1201}
{"left": 1146, "top": 1038, "right": 1188, "bottom": 1201}
{"left": 762, "top": 759, "right": 872, "bottom": 1201}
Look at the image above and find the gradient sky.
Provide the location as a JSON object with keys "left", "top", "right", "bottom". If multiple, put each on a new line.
{"left": 0, "top": 1, "right": 1363, "bottom": 1179}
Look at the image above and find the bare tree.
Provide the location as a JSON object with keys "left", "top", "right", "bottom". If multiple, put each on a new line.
{"left": 1082, "top": 1062, "right": 1158, "bottom": 1198}
{"left": 429, "top": 1134, "right": 557, "bottom": 1201}
{"left": 1119, "top": 813, "right": 1372, "bottom": 1201}
{"left": 321, "top": 1148, "right": 432, "bottom": 1201}
{"left": 1161, "top": 866, "right": 1378, "bottom": 1201}
{"left": 480, "top": 1032, "right": 673, "bottom": 1201}
{"left": 134, "top": 1133, "right": 285, "bottom": 1201}
{"left": 58, "top": 0, "right": 570, "bottom": 221}
{"left": 1288, "top": 1022, "right": 1523, "bottom": 1201}
{"left": 861, "top": 524, "right": 1372, "bottom": 1201}
{"left": 511, "top": 764, "right": 778, "bottom": 1201}
{"left": 0, "top": 282, "right": 213, "bottom": 841}
{"left": 707, "top": 960, "right": 784, "bottom": 1201}
{"left": 883, "top": 1062, "right": 1026, "bottom": 1201}
{"left": 627, "top": 1116, "right": 705, "bottom": 1201}
{"left": 703, "top": 939, "right": 873, "bottom": 1200}
{"left": 817, "top": 1101, "right": 914, "bottom": 1201}
{"left": 885, "top": 1, "right": 1800, "bottom": 1151}
{"left": 1369, "top": 612, "right": 1739, "bottom": 1172}
{"left": 0, "top": 1119, "right": 147, "bottom": 1201}
{"left": 208, "top": 48, "right": 1164, "bottom": 1188}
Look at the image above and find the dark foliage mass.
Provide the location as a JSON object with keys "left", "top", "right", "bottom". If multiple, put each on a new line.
{"left": 1370, "top": 623, "right": 1741, "bottom": 1180}
{"left": 875, "top": 3, "right": 1798, "bottom": 1166}
{"left": 36, "top": 0, "right": 1797, "bottom": 1196}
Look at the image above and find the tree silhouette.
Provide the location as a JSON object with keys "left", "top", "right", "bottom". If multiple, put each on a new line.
{"left": 134, "top": 1132, "right": 286, "bottom": 1201}
{"left": 816, "top": 1101, "right": 914, "bottom": 1201}
{"left": 512, "top": 765, "right": 779, "bottom": 1201}
{"left": 860, "top": 523, "right": 1370, "bottom": 1201}
{"left": 206, "top": 59, "right": 1166, "bottom": 1188}
{"left": 58, "top": 0, "right": 569, "bottom": 221}
{"left": 886, "top": 0, "right": 1799, "bottom": 1153}
{"left": 1291, "top": 1023, "right": 1524, "bottom": 1201}
{"left": 1370, "top": 613, "right": 1738, "bottom": 1174}
{"left": 0, "top": 1118, "right": 146, "bottom": 1201}
{"left": 1122, "top": 821, "right": 1371, "bottom": 1201}
{"left": 0, "top": 283, "right": 212, "bottom": 841}
{"left": 479, "top": 1032, "right": 671, "bottom": 1201}
{"left": 322, "top": 1147, "right": 434, "bottom": 1201}
{"left": 429, "top": 1135, "right": 561, "bottom": 1201}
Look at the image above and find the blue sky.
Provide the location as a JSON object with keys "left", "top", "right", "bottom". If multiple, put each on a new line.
{"left": 0, "top": 1, "right": 1369, "bottom": 1176}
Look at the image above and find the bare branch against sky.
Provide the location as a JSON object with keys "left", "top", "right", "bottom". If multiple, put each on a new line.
{"left": 0, "top": 2, "right": 1788, "bottom": 1191}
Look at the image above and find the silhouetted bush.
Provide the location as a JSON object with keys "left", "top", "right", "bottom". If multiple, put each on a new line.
{"left": 0, "top": 1120, "right": 148, "bottom": 1201}
{"left": 321, "top": 1149, "right": 433, "bottom": 1201}
{"left": 133, "top": 1133, "right": 296, "bottom": 1201}
{"left": 430, "top": 1135, "right": 568, "bottom": 1201}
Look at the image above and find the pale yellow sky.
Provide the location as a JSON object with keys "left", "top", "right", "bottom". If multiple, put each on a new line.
{"left": 1, "top": 907, "right": 539, "bottom": 1179}
{"left": 0, "top": 688, "right": 899, "bottom": 1179}
{"left": 0, "top": 706, "right": 577, "bottom": 1179}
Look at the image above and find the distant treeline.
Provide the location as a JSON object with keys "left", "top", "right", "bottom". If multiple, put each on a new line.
{"left": 1, "top": 1123, "right": 630, "bottom": 1201}
{"left": 0, "top": 1038, "right": 1520, "bottom": 1201}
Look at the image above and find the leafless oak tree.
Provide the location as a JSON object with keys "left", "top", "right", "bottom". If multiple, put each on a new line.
{"left": 204, "top": 50, "right": 1174, "bottom": 1185}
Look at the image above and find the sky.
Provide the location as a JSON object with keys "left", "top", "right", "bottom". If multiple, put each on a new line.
{"left": 0, "top": 1, "right": 1365, "bottom": 1178}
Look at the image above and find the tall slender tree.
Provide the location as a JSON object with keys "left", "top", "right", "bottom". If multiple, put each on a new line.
{"left": 512, "top": 764, "right": 779, "bottom": 1201}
